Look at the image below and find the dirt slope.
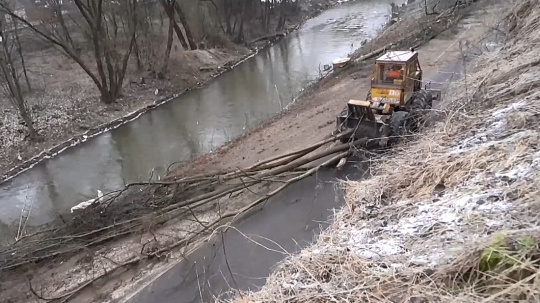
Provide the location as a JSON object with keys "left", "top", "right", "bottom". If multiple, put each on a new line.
{"left": 230, "top": 0, "right": 540, "bottom": 302}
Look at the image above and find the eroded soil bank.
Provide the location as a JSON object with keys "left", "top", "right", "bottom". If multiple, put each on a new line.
{"left": 0, "top": 0, "right": 490, "bottom": 302}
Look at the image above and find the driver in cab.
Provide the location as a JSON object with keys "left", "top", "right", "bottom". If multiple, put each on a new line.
{"left": 387, "top": 65, "right": 402, "bottom": 79}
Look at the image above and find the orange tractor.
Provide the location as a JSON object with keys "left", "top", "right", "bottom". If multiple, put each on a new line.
{"left": 336, "top": 49, "right": 441, "bottom": 145}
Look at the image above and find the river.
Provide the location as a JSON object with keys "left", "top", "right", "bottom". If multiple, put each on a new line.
{"left": 0, "top": 0, "right": 397, "bottom": 241}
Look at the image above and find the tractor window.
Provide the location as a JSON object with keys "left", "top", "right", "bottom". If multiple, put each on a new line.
{"left": 378, "top": 63, "right": 404, "bottom": 84}
{"left": 408, "top": 60, "right": 421, "bottom": 86}
{"left": 408, "top": 62, "right": 417, "bottom": 80}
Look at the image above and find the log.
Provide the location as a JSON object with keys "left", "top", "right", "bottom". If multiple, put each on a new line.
{"left": 161, "top": 137, "right": 367, "bottom": 212}
{"left": 257, "top": 137, "right": 368, "bottom": 179}
{"left": 0, "top": 132, "right": 375, "bottom": 276}
{"left": 353, "top": 43, "right": 395, "bottom": 63}
{"left": 227, "top": 150, "right": 351, "bottom": 225}
{"left": 250, "top": 32, "right": 286, "bottom": 44}
{"left": 248, "top": 130, "right": 352, "bottom": 171}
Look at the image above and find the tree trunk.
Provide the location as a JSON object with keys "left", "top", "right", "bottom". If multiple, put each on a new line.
{"left": 0, "top": 16, "right": 37, "bottom": 139}
{"left": 225, "top": 0, "right": 233, "bottom": 34}
{"left": 0, "top": 53, "right": 37, "bottom": 139}
{"left": 160, "top": 0, "right": 188, "bottom": 49}
{"left": 12, "top": 78, "right": 37, "bottom": 139}
{"left": 174, "top": 3, "right": 197, "bottom": 50}
{"left": 20, "top": 111, "right": 37, "bottom": 139}
{"left": 208, "top": 0, "right": 225, "bottom": 33}
{"left": 12, "top": 19, "right": 31, "bottom": 91}
{"left": 99, "top": 88, "right": 113, "bottom": 104}
{"left": 133, "top": 38, "right": 142, "bottom": 71}
{"left": 264, "top": 0, "right": 270, "bottom": 31}
{"left": 159, "top": 20, "right": 174, "bottom": 79}
{"left": 276, "top": 0, "right": 287, "bottom": 32}
{"left": 235, "top": 0, "right": 248, "bottom": 43}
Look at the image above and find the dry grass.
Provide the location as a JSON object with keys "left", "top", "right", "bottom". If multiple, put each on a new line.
{"left": 227, "top": 1, "right": 540, "bottom": 302}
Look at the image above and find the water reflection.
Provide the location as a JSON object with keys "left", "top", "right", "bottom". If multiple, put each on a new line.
{"left": 0, "top": 0, "right": 396, "bottom": 238}
{"left": 0, "top": 133, "right": 125, "bottom": 240}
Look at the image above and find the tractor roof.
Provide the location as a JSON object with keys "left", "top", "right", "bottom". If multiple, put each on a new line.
{"left": 375, "top": 51, "right": 417, "bottom": 63}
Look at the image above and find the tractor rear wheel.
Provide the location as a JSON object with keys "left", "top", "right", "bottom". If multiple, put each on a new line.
{"left": 388, "top": 111, "right": 409, "bottom": 145}
{"left": 411, "top": 89, "right": 433, "bottom": 109}
{"left": 407, "top": 89, "right": 432, "bottom": 132}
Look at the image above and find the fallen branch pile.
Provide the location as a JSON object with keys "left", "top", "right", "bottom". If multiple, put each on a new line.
{"left": 0, "top": 129, "right": 379, "bottom": 278}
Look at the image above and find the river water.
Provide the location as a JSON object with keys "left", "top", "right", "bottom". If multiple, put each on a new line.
{"left": 0, "top": 0, "right": 396, "bottom": 240}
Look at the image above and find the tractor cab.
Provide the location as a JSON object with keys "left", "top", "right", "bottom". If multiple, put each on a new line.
{"left": 376, "top": 62, "right": 405, "bottom": 85}
{"left": 369, "top": 50, "right": 423, "bottom": 108}
{"left": 336, "top": 49, "right": 439, "bottom": 145}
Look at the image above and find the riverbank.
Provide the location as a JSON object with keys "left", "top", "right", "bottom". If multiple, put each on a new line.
{"left": 0, "top": 0, "right": 338, "bottom": 184}
{"left": 164, "top": 0, "right": 472, "bottom": 177}
{"left": 0, "top": 0, "right": 491, "bottom": 302}
{"left": 230, "top": 0, "right": 540, "bottom": 302}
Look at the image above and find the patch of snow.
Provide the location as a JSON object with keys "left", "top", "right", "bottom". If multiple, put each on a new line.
{"left": 345, "top": 167, "right": 522, "bottom": 267}
{"left": 477, "top": 201, "right": 510, "bottom": 212}
{"left": 440, "top": 212, "right": 458, "bottom": 223}
{"left": 495, "top": 164, "right": 532, "bottom": 180}
{"left": 450, "top": 129, "right": 534, "bottom": 155}
{"left": 375, "top": 239, "right": 404, "bottom": 256}
{"left": 449, "top": 101, "right": 530, "bottom": 155}
{"left": 352, "top": 238, "right": 404, "bottom": 260}
{"left": 492, "top": 101, "right": 527, "bottom": 118}
{"left": 530, "top": 151, "right": 540, "bottom": 168}
{"left": 486, "top": 220, "right": 502, "bottom": 227}
{"left": 348, "top": 228, "right": 370, "bottom": 245}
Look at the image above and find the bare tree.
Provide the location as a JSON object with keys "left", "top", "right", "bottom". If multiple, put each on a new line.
{"left": 174, "top": 2, "right": 196, "bottom": 49}
{"left": 201, "top": 0, "right": 299, "bottom": 43}
{"left": 0, "top": 13, "right": 37, "bottom": 139}
{"left": 0, "top": 0, "right": 139, "bottom": 104}
{"left": 159, "top": 0, "right": 189, "bottom": 49}
{"left": 12, "top": 18, "right": 31, "bottom": 91}
{"left": 159, "top": 16, "right": 174, "bottom": 78}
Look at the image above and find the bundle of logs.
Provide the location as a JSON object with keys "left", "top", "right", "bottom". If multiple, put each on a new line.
{"left": 0, "top": 130, "right": 384, "bottom": 272}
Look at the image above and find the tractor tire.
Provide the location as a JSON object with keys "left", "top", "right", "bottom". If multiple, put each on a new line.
{"left": 411, "top": 89, "right": 433, "bottom": 109}
{"left": 388, "top": 111, "right": 409, "bottom": 145}
{"left": 407, "top": 89, "right": 432, "bottom": 132}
